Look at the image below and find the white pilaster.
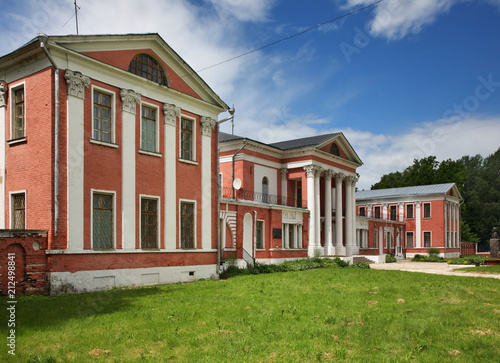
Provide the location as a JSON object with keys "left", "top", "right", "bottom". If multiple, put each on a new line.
{"left": 345, "top": 176, "right": 354, "bottom": 256}
{"left": 65, "top": 70, "right": 89, "bottom": 251}
{"left": 398, "top": 203, "right": 404, "bottom": 222}
{"left": 281, "top": 168, "right": 288, "bottom": 205}
{"left": 304, "top": 165, "right": 317, "bottom": 257}
{"left": 448, "top": 202, "right": 453, "bottom": 249}
{"left": 382, "top": 203, "right": 388, "bottom": 220}
{"left": 0, "top": 80, "right": 6, "bottom": 228}
{"left": 351, "top": 175, "right": 359, "bottom": 255}
{"left": 455, "top": 204, "right": 460, "bottom": 248}
{"left": 324, "top": 170, "right": 334, "bottom": 255}
{"left": 314, "top": 167, "right": 322, "bottom": 253}
{"left": 415, "top": 201, "right": 421, "bottom": 248}
{"left": 163, "top": 103, "right": 179, "bottom": 249}
{"left": 367, "top": 204, "right": 372, "bottom": 218}
{"left": 444, "top": 201, "right": 448, "bottom": 248}
{"left": 200, "top": 116, "right": 216, "bottom": 250}
{"left": 334, "top": 173, "right": 345, "bottom": 256}
{"left": 120, "top": 89, "right": 141, "bottom": 250}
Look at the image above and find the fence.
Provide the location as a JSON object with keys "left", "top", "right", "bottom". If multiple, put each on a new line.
{"left": 460, "top": 242, "right": 477, "bottom": 257}
{"left": 221, "top": 187, "right": 307, "bottom": 208}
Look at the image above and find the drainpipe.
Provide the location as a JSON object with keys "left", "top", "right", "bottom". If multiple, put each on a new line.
{"left": 253, "top": 210, "right": 257, "bottom": 264}
{"left": 216, "top": 107, "right": 235, "bottom": 275}
{"left": 38, "top": 33, "right": 59, "bottom": 236}
{"left": 231, "top": 142, "right": 246, "bottom": 199}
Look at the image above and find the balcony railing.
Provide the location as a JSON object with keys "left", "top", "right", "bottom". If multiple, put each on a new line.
{"left": 221, "top": 187, "right": 307, "bottom": 208}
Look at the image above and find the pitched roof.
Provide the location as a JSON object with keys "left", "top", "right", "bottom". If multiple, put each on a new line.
{"left": 269, "top": 133, "right": 341, "bottom": 150}
{"left": 356, "top": 183, "right": 460, "bottom": 200}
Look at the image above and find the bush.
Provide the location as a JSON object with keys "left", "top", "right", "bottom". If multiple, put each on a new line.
{"left": 352, "top": 262, "right": 371, "bottom": 269}
{"left": 428, "top": 247, "right": 440, "bottom": 256}
{"left": 386, "top": 255, "right": 397, "bottom": 263}
{"left": 447, "top": 255, "right": 486, "bottom": 265}
{"left": 411, "top": 254, "right": 445, "bottom": 262}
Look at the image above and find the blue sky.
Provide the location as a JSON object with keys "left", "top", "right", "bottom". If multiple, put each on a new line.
{"left": 1, "top": 0, "right": 500, "bottom": 189}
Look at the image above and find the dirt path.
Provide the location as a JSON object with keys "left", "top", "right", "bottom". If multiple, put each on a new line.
{"left": 369, "top": 261, "right": 500, "bottom": 280}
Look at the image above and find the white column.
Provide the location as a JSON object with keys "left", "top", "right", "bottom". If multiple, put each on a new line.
{"left": 367, "top": 204, "right": 372, "bottom": 218}
{"left": 0, "top": 81, "right": 6, "bottom": 228}
{"left": 345, "top": 176, "right": 354, "bottom": 256}
{"left": 334, "top": 173, "right": 345, "bottom": 255}
{"left": 444, "top": 201, "right": 448, "bottom": 248}
{"left": 281, "top": 168, "right": 288, "bottom": 205}
{"left": 314, "top": 167, "right": 322, "bottom": 252}
{"left": 455, "top": 204, "right": 460, "bottom": 248}
{"left": 120, "top": 89, "right": 141, "bottom": 250}
{"left": 304, "top": 165, "right": 316, "bottom": 257}
{"left": 448, "top": 201, "right": 453, "bottom": 250}
{"left": 398, "top": 203, "right": 404, "bottom": 222}
{"left": 65, "top": 70, "right": 90, "bottom": 251}
{"left": 324, "top": 170, "right": 334, "bottom": 255}
{"left": 415, "top": 201, "right": 422, "bottom": 248}
{"left": 201, "top": 116, "right": 216, "bottom": 250}
{"left": 163, "top": 103, "right": 179, "bottom": 250}
{"left": 382, "top": 203, "right": 388, "bottom": 220}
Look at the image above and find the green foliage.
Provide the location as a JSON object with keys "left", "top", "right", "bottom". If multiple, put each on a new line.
{"left": 428, "top": 247, "right": 440, "bottom": 256}
{"left": 353, "top": 262, "right": 371, "bottom": 269}
{"left": 411, "top": 254, "right": 445, "bottom": 262}
{"left": 447, "top": 255, "right": 486, "bottom": 265}
{"left": 385, "top": 255, "right": 397, "bottom": 263}
{"left": 371, "top": 147, "right": 500, "bottom": 245}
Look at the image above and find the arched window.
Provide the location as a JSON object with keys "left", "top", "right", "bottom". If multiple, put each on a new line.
{"left": 128, "top": 54, "right": 168, "bottom": 86}
{"left": 262, "top": 177, "right": 269, "bottom": 203}
{"left": 330, "top": 143, "right": 340, "bottom": 156}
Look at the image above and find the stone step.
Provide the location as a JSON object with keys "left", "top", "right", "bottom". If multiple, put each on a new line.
{"left": 352, "top": 256, "right": 374, "bottom": 264}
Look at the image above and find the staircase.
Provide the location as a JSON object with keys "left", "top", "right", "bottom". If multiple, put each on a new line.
{"left": 352, "top": 256, "right": 374, "bottom": 264}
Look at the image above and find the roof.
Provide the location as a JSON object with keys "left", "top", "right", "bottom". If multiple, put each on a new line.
{"left": 268, "top": 133, "right": 341, "bottom": 150}
{"left": 356, "top": 183, "right": 460, "bottom": 200}
{"left": 219, "top": 132, "right": 245, "bottom": 143}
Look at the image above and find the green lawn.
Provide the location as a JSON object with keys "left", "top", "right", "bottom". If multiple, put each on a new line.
{"left": 456, "top": 265, "right": 500, "bottom": 274}
{"left": 5, "top": 268, "right": 500, "bottom": 362}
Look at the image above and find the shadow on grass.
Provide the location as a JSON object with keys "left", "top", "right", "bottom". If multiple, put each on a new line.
{"left": 6, "top": 284, "right": 185, "bottom": 333}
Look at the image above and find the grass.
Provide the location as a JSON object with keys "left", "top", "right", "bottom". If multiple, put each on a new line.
{"left": 4, "top": 268, "right": 500, "bottom": 362}
{"left": 456, "top": 265, "right": 500, "bottom": 274}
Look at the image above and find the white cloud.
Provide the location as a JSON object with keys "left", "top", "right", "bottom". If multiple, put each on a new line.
{"left": 206, "top": 0, "right": 277, "bottom": 22}
{"left": 343, "top": 0, "right": 457, "bottom": 40}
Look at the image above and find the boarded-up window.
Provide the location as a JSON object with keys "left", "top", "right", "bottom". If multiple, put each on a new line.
{"left": 141, "top": 198, "right": 158, "bottom": 249}
{"left": 93, "top": 193, "right": 113, "bottom": 249}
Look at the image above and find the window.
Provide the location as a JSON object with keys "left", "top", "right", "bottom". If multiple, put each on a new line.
{"left": 423, "top": 203, "right": 431, "bottom": 218}
{"left": 180, "top": 118, "right": 193, "bottom": 160}
{"left": 359, "top": 207, "right": 366, "bottom": 217}
{"left": 13, "top": 87, "right": 25, "bottom": 139}
{"left": 406, "top": 204, "right": 414, "bottom": 219}
{"left": 288, "top": 225, "right": 295, "bottom": 248}
{"left": 11, "top": 193, "right": 25, "bottom": 229}
{"left": 141, "top": 198, "right": 158, "bottom": 249}
{"left": 93, "top": 90, "right": 112, "bottom": 142}
{"left": 93, "top": 193, "right": 114, "bottom": 249}
{"left": 390, "top": 205, "right": 397, "bottom": 221}
{"left": 262, "top": 177, "right": 269, "bottom": 203}
{"left": 330, "top": 143, "right": 340, "bottom": 156}
{"left": 296, "top": 182, "right": 302, "bottom": 208}
{"left": 141, "top": 105, "right": 157, "bottom": 152}
{"left": 256, "top": 220, "right": 264, "bottom": 249}
{"left": 374, "top": 206, "right": 381, "bottom": 219}
{"left": 423, "top": 231, "right": 432, "bottom": 247}
{"left": 128, "top": 54, "right": 168, "bottom": 86}
{"left": 407, "top": 232, "right": 414, "bottom": 248}
{"left": 180, "top": 201, "right": 195, "bottom": 249}
{"left": 283, "top": 223, "right": 302, "bottom": 249}
{"left": 374, "top": 228, "right": 378, "bottom": 248}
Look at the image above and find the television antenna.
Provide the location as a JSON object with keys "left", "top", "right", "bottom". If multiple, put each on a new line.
{"left": 74, "top": 0, "right": 80, "bottom": 34}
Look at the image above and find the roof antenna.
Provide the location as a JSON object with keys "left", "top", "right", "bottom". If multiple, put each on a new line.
{"left": 74, "top": 0, "right": 80, "bottom": 34}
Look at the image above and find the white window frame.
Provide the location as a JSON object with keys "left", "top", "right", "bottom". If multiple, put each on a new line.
{"left": 90, "top": 189, "right": 116, "bottom": 250}
{"left": 10, "top": 82, "right": 26, "bottom": 141}
{"left": 91, "top": 86, "right": 116, "bottom": 146}
{"left": 423, "top": 202, "right": 431, "bottom": 219}
{"left": 256, "top": 219, "right": 265, "bottom": 250}
{"left": 139, "top": 194, "right": 161, "bottom": 250}
{"left": 406, "top": 231, "right": 414, "bottom": 249}
{"left": 406, "top": 203, "right": 414, "bottom": 219}
{"left": 423, "top": 231, "right": 432, "bottom": 248}
{"left": 179, "top": 115, "right": 196, "bottom": 163}
{"left": 9, "top": 190, "right": 26, "bottom": 229}
{"left": 179, "top": 199, "right": 197, "bottom": 249}
{"left": 140, "top": 101, "right": 160, "bottom": 154}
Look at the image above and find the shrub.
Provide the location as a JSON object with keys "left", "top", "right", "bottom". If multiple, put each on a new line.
{"left": 386, "top": 255, "right": 397, "bottom": 263}
{"left": 428, "top": 247, "right": 440, "bottom": 256}
{"left": 447, "top": 255, "right": 486, "bottom": 265}
{"left": 352, "top": 262, "right": 371, "bottom": 269}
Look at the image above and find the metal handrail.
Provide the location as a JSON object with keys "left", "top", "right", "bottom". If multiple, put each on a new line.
{"left": 220, "top": 187, "right": 307, "bottom": 208}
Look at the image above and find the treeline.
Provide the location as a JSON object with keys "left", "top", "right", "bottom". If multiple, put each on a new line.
{"left": 371, "top": 147, "right": 500, "bottom": 247}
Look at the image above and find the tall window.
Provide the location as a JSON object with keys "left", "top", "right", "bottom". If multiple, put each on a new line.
{"left": 262, "top": 177, "right": 269, "bottom": 203}
{"left": 93, "top": 90, "right": 112, "bottom": 142}
{"left": 374, "top": 206, "right": 381, "bottom": 219}
{"left": 390, "top": 205, "right": 397, "bottom": 221}
{"left": 13, "top": 87, "right": 25, "bottom": 139}
{"left": 128, "top": 54, "right": 168, "bottom": 86}
{"left": 93, "top": 193, "right": 113, "bottom": 249}
{"left": 180, "top": 201, "right": 195, "bottom": 249}
{"left": 180, "top": 118, "right": 193, "bottom": 160}
{"left": 256, "top": 220, "right": 264, "bottom": 249}
{"left": 374, "top": 228, "right": 378, "bottom": 248}
{"left": 406, "top": 204, "right": 414, "bottom": 219}
{"left": 296, "top": 183, "right": 302, "bottom": 208}
{"left": 359, "top": 207, "right": 366, "bottom": 217}
{"left": 12, "top": 193, "right": 25, "bottom": 229}
{"left": 141, "top": 105, "right": 156, "bottom": 152}
{"left": 141, "top": 198, "right": 158, "bottom": 249}
{"left": 406, "top": 232, "right": 414, "bottom": 248}
{"left": 423, "top": 203, "right": 431, "bottom": 218}
{"left": 423, "top": 231, "right": 432, "bottom": 247}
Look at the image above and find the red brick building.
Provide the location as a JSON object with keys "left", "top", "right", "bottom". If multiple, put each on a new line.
{"left": 356, "top": 183, "right": 462, "bottom": 258}
{"left": 0, "top": 34, "right": 228, "bottom": 294}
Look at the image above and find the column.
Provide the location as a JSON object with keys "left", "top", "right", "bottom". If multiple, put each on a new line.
{"left": 281, "top": 168, "right": 288, "bottom": 205}
{"left": 314, "top": 167, "right": 322, "bottom": 252}
{"left": 367, "top": 204, "right": 372, "bottom": 218}
{"left": 334, "top": 173, "right": 345, "bottom": 255}
{"left": 120, "top": 89, "right": 141, "bottom": 249}
{"left": 304, "top": 165, "right": 316, "bottom": 257}
{"left": 324, "top": 170, "right": 334, "bottom": 255}
{"left": 163, "top": 103, "right": 180, "bottom": 249}
{"left": 0, "top": 81, "right": 6, "bottom": 228}
{"left": 455, "top": 204, "right": 460, "bottom": 248}
{"left": 351, "top": 175, "right": 359, "bottom": 255}
{"left": 65, "top": 70, "right": 90, "bottom": 251}
{"left": 448, "top": 201, "right": 453, "bottom": 249}
{"left": 345, "top": 176, "right": 354, "bottom": 256}
{"left": 444, "top": 201, "right": 448, "bottom": 248}
{"left": 382, "top": 203, "right": 388, "bottom": 220}
{"left": 201, "top": 116, "right": 216, "bottom": 250}
{"left": 415, "top": 201, "right": 422, "bottom": 248}
{"left": 398, "top": 203, "right": 404, "bottom": 222}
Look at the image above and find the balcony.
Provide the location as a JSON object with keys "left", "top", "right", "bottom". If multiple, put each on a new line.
{"left": 221, "top": 187, "right": 307, "bottom": 208}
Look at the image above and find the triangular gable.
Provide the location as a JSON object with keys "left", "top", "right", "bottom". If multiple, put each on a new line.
{"left": 49, "top": 33, "right": 228, "bottom": 110}
{"left": 316, "top": 133, "right": 363, "bottom": 166}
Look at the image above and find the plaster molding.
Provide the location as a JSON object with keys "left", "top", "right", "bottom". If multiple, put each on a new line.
{"left": 0, "top": 80, "right": 7, "bottom": 107}
{"left": 64, "top": 69, "right": 90, "bottom": 99}
{"left": 163, "top": 103, "right": 180, "bottom": 126}
{"left": 200, "top": 116, "right": 216, "bottom": 137}
{"left": 120, "top": 89, "right": 141, "bottom": 114}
